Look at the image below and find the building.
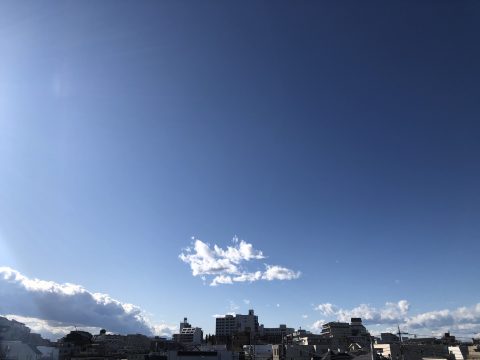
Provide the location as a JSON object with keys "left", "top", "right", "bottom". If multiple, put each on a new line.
{"left": 236, "top": 310, "right": 260, "bottom": 335}
{"left": 259, "top": 325, "right": 295, "bottom": 344}
{"left": 0, "top": 317, "right": 50, "bottom": 347}
{"left": 0, "top": 317, "right": 32, "bottom": 341}
{"left": 243, "top": 345, "right": 274, "bottom": 360}
{"left": 173, "top": 318, "right": 204, "bottom": 346}
{"left": 319, "top": 319, "right": 371, "bottom": 350}
{"left": 93, "top": 332, "right": 151, "bottom": 355}
{"left": 215, "top": 310, "right": 260, "bottom": 346}
{"left": 272, "top": 344, "right": 325, "bottom": 360}
{"left": 215, "top": 315, "right": 237, "bottom": 337}
{"left": 167, "top": 350, "right": 237, "bottom": 360}
{"left": 374, "top": 343, "right": 451, "bottom": 360}
{"left": 37, "top": 346, "right": 60, "bottom": 360}
{"left": 348, "top": 319, "right": 369, "bottom": 347}
{"left": 442, "top": 333, "right": 457, "bottom": 346}
{"left": 150, "top": 337, "right": 183, "bottom": 353}
{"left": 0, "top": 341, "right": 42, "bottom": 360}
{"left": 321, "top": 322, "right": 351, "bottom": 338}
{"left": 58, "top": 331, "right": 94, "bottom": 360}
{"left": 180, "top": 318, "right": 192, "bottom": 332}
{"left": 379, "top": 333, "right": 400, "bottom": 344}
{"left": 177, "top": 327, "right": 204, "bottom": 345}
{"left": 447, "top": 345, "right": 480, "bottom": 360}
{"left": 215, "top": 310, "right": 259, "bottom": 337}
{"left": 449, "top": 346, "right": 468, "bottom": 360}
{"left": 350, "top": 319, "right": 368, "bottom": 337}
{"left": 288, "top": 332, "right": 330, "bottom": 348}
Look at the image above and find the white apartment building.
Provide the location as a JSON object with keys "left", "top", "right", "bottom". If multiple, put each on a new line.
{"left": 321, "top": 322, "right": 351, "bottom": 338}
{"left": 215, "top": 310, "right": 259, "bottom": 337}
{"left": 172, "top": 318, "right": 203, "bottom": 345}
{"left": 178, "top": 327, "right": 204, "bottom": 345}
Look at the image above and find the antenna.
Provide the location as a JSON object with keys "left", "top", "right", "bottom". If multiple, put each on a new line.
{"left": 397, "top": 325, "right": 409, "bottom": 342}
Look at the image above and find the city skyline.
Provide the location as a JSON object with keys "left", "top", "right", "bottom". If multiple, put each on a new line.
{"left": 1, "top": 0, "right": 479, "bottom": 344}
{"left": 1, "top": 264, "right": 479, "bottom": 341}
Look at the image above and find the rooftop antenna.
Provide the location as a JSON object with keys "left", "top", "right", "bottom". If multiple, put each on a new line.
{"left": 397, "top": 325, "right": 409, "bottom": 342}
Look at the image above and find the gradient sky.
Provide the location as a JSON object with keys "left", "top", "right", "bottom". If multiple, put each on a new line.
{"left": 1, "top": 1, "right": 479, "bottom": 340}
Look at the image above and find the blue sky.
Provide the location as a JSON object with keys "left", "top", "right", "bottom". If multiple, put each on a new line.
{"left": 0, "top": 1, "right": 479, "bottom": 340}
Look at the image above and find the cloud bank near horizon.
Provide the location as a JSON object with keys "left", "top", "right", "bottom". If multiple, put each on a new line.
{"left": 313, "top": 300, "right": 480, "bottom": 339}
{"left": 0, "top": 267, "right": 176, "bottom": 340}
{"left": 179, "top": 237, "right": 301, "bottom": 286}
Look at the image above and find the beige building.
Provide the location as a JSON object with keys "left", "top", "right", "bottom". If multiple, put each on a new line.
{"left": 448, "top": 345, "right": 480, "bottom": 360}
{"left": 374, "top": 343, "right": 451, "bottom": 360}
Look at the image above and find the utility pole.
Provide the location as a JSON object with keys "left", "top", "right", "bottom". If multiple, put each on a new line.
{"left": 370, "top": 336, "right": 376, "bottom": 360}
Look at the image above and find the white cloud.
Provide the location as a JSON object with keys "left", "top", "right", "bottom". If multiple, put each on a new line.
{"left": 213, "top": 237, "right": 264, "bottom": 263}
{"left": 337, "top": 300, "right": 410, "bottom": 324}
{"left": 261, "top": 265, "right": 301, "bottom": 281}
{"left": 312, "top": 299, "right": 480, "bottom": 338}
{"left": 398, "top": 300, "right": 409, "bottom": 313}
{"left": 210, "top": 275, "right": 233, "bottom": 286}
{"left": 405, "top": 305, "right": 480, "bottom": 330}
{"left": 179, "top": 240, "right": 238, "bottom": 276}
{"left": 243, "top": 299, "right": 251, "bottom": 305}
{"left": 315, "top": 303, "right": 336, "bottom": 316}
{"left": 311, "top": 320, "right": 326, "bottom": 331}
{"left": 302, "top": 314, "right": 308, "bottom": 319}
{"left": 0, "top": 267, "right": 176, "bottom": 339}
{"left": 179, "top": 237, "right": 300, "bottom": 286}
{"left": 314, "top": 300, "right": 410, "bottom": 325}
{"left": 152, "top": 323, "right": 178, "bottom": 338}
{"left": 212, "top": 312, "right": 236, "bottom": 318}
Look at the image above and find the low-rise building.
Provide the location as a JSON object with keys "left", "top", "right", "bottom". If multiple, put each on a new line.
{"left": 374, "top": 343, "right": 452, "bottom": 360}
{"left": 448, "top": 345, "right": 480, "bottom": 360}
{"left": 379, "top": 334, "right": 400, "bottom": 344}
{"left": 0, "top": 340, "right": 42, "bottom": 360}
{"left": 167, "top": 350, "right": 236, "bottom": 360}
{"left": 37, "top": 346, "right": 59, "bottom": 360}
{"left": 259, "top": 325, "right": 295, "bottom": 344}
{"left": 243, "top": 345, "right": 274, "bottom": 360}
{"left": 272, "top": 344, "right": 325, "bottom": 360}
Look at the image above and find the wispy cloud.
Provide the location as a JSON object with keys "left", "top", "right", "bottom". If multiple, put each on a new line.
{"left": 229, "top": 300, "right": 240, "bottom": 312}
{"left": 179, "top": 237, "right": 300, "bottom": 286}
{"left": 313, "top": 300, "right": 480, "bottom": 338}
{"left": 0, "top": 267, "right": 176, "bottom": 339}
